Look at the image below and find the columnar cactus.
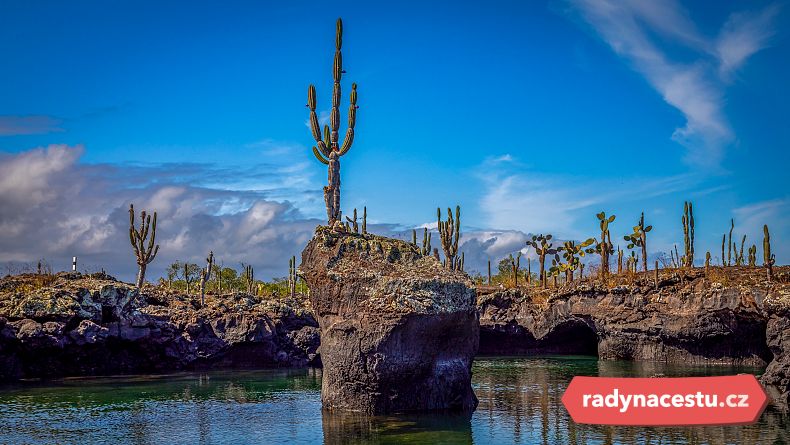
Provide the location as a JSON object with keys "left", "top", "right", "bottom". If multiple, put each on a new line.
{"left": 362, "top": 206, "right": 367, "bottom": 234}
{"left": 727, "top": 219, "right": 734, "bottom": 266}
{"left": 308, "top": 18, "right": 359, "bottom": 225}
{"left": 199, "top": 251, "right": 214, "bottom": 307}
{"left": 511, "top": 252, "right": 521, "bottom": 286}
{"left": 527, "top": 234, "right": 562, "bottom": 288}
{"left": 748, "top": 245, "right": 757, "bottom": 267}
{"left": 705, "top": 251, "right": 711, "bottom": 274}
{"left": 346, "top": 208, "right": 359, "bottom": 233}
{"left": 721, "top": 235, "right": 726, "bottom": 266}
{"left": 682, "top": 202, "right": 694, "bottom": 268}
{"left": 487, "top": 259, "right": 491, "bottom": 285}
{"left": 764, "top": 225, "right": 775, "bottom": 280}
{"left": 437, "top": 206, "right": 460, "bottom": 270}
{"left": 736, "top": 235, "right": 746, "bottom": 266}
{"left": 129, "top": 204, "right": 160, "bottom": 289}
{"left": 617, "top": 246, "right": 623, "bottom": 274}
{"left": 625, "top": 212, "right": 652, "bottom": 272}
{"left": 421, "top": 228, "right": 432, "bottom": 256}
{"left": 412, "top": 228, "right": 417, "bottom": 246}
{"left": 243, "top": 264, "right": 255, "bottom": 295}
{"left": 289, "top": 255, "right": 297, "bottom": 298}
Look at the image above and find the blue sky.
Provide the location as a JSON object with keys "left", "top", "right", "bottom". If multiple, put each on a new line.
{"left": 0, "top": 0, "right": 787, "bottom": 279}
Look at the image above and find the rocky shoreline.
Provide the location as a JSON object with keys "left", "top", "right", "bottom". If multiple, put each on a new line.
{"left": 0, "top": 272, "right": 319, "bottom": 381}
{"left": 0, "top": 263, "right": 788, "bottom": 412}
{"left": 477, "top": 266, "right": 790, "bottom": 410}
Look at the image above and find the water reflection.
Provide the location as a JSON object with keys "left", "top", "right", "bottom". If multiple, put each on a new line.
{"left": 472, "top": 356, "right": 789, "bottom": 445}
{"left": 0, "top": 359, "right": 786, "bottom": 444}
{"left": 322, "top": 411, "right": 473, "bottom": 444}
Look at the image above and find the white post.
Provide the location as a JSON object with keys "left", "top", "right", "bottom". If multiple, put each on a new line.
{"left": 72, "top": 256, "right": 77, "bottom": 272}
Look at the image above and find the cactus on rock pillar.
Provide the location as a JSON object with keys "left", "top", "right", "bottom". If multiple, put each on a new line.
{"left": 308, "top": 19, "right": 359, "bottom": 225}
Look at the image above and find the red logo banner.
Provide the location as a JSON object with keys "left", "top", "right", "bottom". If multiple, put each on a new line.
{"left": 561, "top": 375, "right": 768, "bottom": 426}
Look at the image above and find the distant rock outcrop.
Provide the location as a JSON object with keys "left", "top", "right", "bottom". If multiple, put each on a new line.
{"left": 477, "top": 267, "right": 790, "bottom": 410}
{"left": 0, "top": 272, "right": 318, "bottom": 380}
{"left": 301, "top": 227, "right": 479, "bottom": 414}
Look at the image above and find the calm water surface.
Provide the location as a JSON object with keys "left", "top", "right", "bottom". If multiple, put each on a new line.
{"left": 0, "top": 357, "right": 787, "bottom": 444}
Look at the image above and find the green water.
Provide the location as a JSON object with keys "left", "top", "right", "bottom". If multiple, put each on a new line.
{"left": 0, "top": 357, "right": 786, "bottom": 444}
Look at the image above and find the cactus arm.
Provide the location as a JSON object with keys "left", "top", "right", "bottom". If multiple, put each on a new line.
{"left": 312, "top": 146, "right": 329, "bottom": 164}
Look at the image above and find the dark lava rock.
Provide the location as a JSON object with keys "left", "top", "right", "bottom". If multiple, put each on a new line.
{"left": 301, "top": 227, "right": 479, "bottom": 414}
{"left": 0, "top": 274, "right": 318, "bottom": 381}
{"left": 477, "top": 267, "right": 790, "bottom": 410}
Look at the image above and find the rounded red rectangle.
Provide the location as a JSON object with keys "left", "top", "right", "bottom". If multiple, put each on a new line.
{"left": 561, "top": 374, "right": 769, "bottom": 426}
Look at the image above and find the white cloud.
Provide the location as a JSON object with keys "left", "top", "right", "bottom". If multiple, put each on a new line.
{"left": 716, "top": 4, "right": 780, "bottom": 79}
{"left": 0, "top": 145, "right": 322, "bottom": 282}
{"left": 567, "top": 0, "right": 778, "bottom": 167}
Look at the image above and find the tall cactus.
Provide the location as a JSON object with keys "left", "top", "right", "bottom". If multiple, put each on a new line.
{"left": 682, "top": 202, "right": 695, "bottom": 268}
{"left": 438, "top": 206, "right": 461, "bottom": 270}
{"left": 588, "top": 212, "right": 615, "bottom": 276}
{"left": 727, "top": 219, "right": 734, "bottom": 266}
{"left": 764, "top": 225, "right": 775, "bottom": 280}
{"left": 561, "top": 239, "right": 593, "bottom": 282}
{"left": 308, "top": 18, "right": 359, "bottom": 225}
{"left": 421, "top": 228, "right": 432, "bottom": 256}
{"left": 128, "top": 204, "right": 160, "bottom": 289}
{"left": 199, "top": 251, "right": 214, "bottom": 307}
{"left": 527, "top": 234, "right": 562, "bottom": 288}
{"left": 243, "top": 264, "right": 255, "bottom": 295}
{"left": 625, "top": 212, "right": 652, "bottom": 272}
{"left": 346, "top": 208, "right": 359, "bottom": 233}
{"left": 362, "top": 206, "right": 367, "bottom": 234}
{"left": 748, "top": 245, "right": 757, "bottom": 267}
{"left": 289, "top": 255, "right": 297, "bottom": 298}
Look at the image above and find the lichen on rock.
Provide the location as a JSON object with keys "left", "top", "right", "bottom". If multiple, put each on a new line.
{"left": 301, "top": 226, "right": 479, "bottom": 414}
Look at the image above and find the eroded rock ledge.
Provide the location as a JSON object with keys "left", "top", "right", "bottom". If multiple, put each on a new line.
{"left": 477, "top": 267, "right": 790, "bottom": 410}
{"left": 0, "top": 272, "right": 319, "bottom": 380}
{"left": 301, "top": 227, "right": 479, "bottom": 414}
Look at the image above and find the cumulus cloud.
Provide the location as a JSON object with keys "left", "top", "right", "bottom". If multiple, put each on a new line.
{"left": 0, "top": 145, "right": 322, "bottom": 282}
{"left": 567, "top": 0, "right": 779, "bottom": 167}
{"left": 0, "top": 115, "right": 63, "bottom": 136}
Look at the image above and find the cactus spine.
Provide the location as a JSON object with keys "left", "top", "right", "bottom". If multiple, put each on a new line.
{"left": 308, "top": 19, "right": 358, "bottom": 225}
{"left": 682, "top": 202, "right": 694, "bottom": 268}
{"left": 129, "top": 204, "right": 160, "bottom": 289}
{"left": 199, "top": 251, "right": 213, "bottom": 307}
{"left": 437, "top": 206, "right": 461, "bottom": 270}
{"left": 764, "top": 225, "right": 775, "bottom": 280}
